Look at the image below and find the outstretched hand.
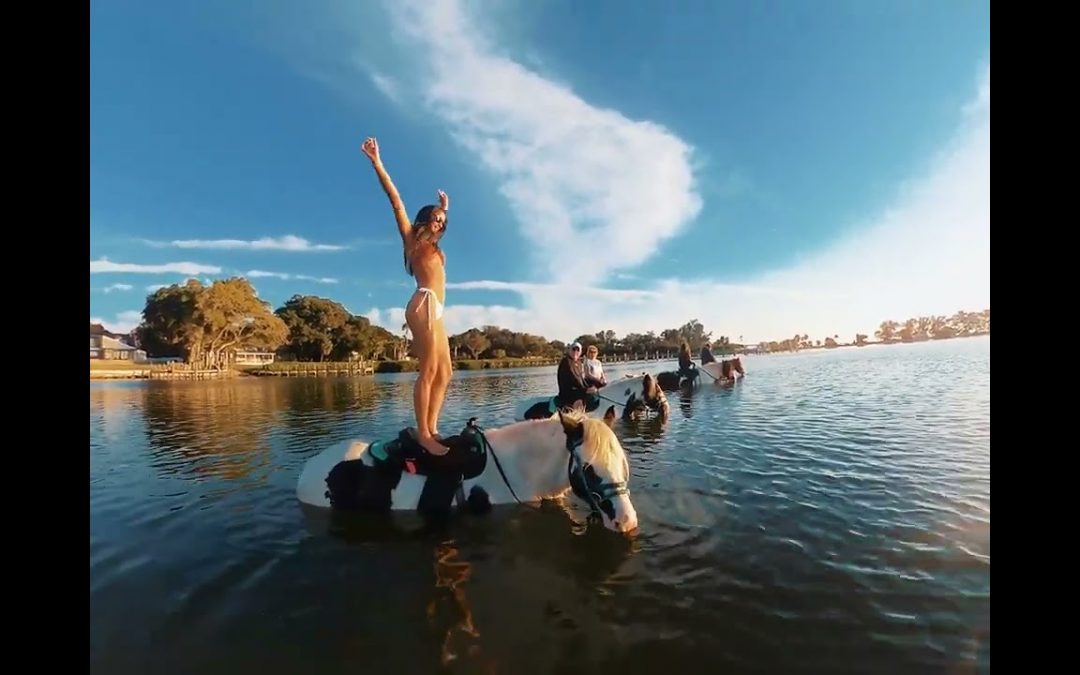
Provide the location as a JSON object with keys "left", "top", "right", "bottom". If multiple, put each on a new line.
{"left": 361, "top": 137, "right": 381, "bottom": 163}
{"left": 437, "top": 189, "right": 449, "bottom": 211}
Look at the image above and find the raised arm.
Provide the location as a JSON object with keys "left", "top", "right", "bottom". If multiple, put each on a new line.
{"left": 361, "top": 137, "right": 412, "bottom": 242}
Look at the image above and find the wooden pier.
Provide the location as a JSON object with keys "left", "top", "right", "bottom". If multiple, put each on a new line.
{"left": 248, "top": 361, "right": 375, "bottom": 377}
{"left": 90, "top": 368, "right": 232, "bottom": 381}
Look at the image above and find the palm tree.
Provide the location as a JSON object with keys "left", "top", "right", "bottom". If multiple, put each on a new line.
{"left": 400, "top": 323, "right": 411, "bottom": 360}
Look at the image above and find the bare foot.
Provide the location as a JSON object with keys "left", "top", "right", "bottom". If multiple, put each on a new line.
{"left": 418, "top": 433, "right": 449, "bottom": 456}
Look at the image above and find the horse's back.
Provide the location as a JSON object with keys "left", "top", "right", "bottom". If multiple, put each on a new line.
{"left": 296, "top": 439, "right": 370, "bottom": 508}
{"left": 702, "top": 359, "right": 745, "bottom": 381}
{"left": 601, "top": 374, "right": 647, "bottom": 401}
{"left": 514, "top": 373, "right": 648, "bottom": 420}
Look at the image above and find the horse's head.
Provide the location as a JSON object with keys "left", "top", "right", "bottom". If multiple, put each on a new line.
{"left": 622, "top": 393, "right": 646, "bottom": 421}
{"left": 557, "top": 406, "right": 638, "bottom": 534}
{"left": 642, "top": 373, "right": 660, "bottom": 400}
{"left": 729, "top": 357, "right": 745, "bottom": 376}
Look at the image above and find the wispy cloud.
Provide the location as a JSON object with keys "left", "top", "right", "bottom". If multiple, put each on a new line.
{"left": 146, "top": 284, "right": 168, "bottom": 292}
{"left": 447, "top": 280, "right": 661, "bottom": 303}
{"left": 90, "top": 258, "right": 222, "bottom": 275}
{"left": 367, "top": 63, "right": 990, "bottom": 343}
{"left": 99, "top": 283, "right": 133, "bottom": 293}
{"left": 366, "top": 0, "right": 701, "bottom": 285}
{"left": 145, "top": 235, "right": 345, "bottom": 252}
{"left": 450, "top": 278, "right": 815, "bottom": 302}
{"left": 90, "top": 310, "right": 143, "bottom": 334}
{"left": 369, "top": 71, "right": 402, "bottom": 105}
{"left": 245, "top": 269, "right": 338, "bottom": 284}
{"left": 366, "top": 305, "right": 534, "bottom": 337}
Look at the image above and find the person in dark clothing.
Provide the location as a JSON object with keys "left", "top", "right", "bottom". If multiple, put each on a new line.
{"left": 677, "top": 341, "right": 698, "bottom": 382}
{"left": 700, "top": 341, "right": 717, "bottom": 365}
{"left": 556, "top": 341, "right": 597, "bottom": 409}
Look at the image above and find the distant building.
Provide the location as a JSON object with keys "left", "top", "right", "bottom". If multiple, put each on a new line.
{"left": 90, "top": 333, "right": 148, "bottom": 362}
{"left": 233, "top": 350, "right": 275, "bottom": 366}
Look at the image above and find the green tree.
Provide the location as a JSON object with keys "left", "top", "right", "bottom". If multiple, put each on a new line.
{"left": 137, "top": 280, "right": 204, "bottom": 359}
{"left": 275, "top": 295, "right": 351, "bottom": 361}
{"left": 875, "top": 320, "right": 899, "bottom": 342}
{"left": 196, "top": 278, "right": 288, "bottom": 369}
{"left": 137, "top": 278, "right": 287, "bottom": 368}
{"left": 461, "top": 329, "right": 491, "bottom": 359}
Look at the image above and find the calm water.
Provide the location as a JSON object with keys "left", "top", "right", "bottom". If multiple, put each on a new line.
{"left": 90, "top": 337, "right": 990, "bottom": 674}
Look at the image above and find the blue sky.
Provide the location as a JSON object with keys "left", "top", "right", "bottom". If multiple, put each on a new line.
{"left": 90, "top": 0, "right": 990, "bottom": 343}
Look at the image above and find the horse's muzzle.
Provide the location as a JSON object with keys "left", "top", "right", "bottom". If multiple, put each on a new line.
{"left": 605, "top": 495, "right": 639, "bottom": 534}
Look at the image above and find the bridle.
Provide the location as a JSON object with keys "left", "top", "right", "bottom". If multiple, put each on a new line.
{"left": 565, "top": 435, "right": 629, "bottom": 521}
{"left": 473, "top": 418, "right": 630, "bottom": 522}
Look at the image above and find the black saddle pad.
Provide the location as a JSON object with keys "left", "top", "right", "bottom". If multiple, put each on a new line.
{"left": 387, "top": 428, "right": 487, "bottom": 480}
{"left": 325, "top": 424, "right": 490, "bottom": 515}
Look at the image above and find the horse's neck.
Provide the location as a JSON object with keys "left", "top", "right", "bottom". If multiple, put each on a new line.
{"left": 479, "top": 421, "right": 568, "bottom": 501}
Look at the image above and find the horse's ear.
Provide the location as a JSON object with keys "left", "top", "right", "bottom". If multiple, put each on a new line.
{"left": 557, "top": 408, "right": 580, "bottom": 435}
{"left": 603, "top": 405, "right": 616, "bottom": 428}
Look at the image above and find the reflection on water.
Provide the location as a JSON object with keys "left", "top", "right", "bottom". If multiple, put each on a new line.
{"left": 90, "top": 338, "right": 990, "bottom": 674}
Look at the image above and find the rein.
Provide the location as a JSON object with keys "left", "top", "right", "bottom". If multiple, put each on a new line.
{"left": 466, "top": 418, "right": 525, "bottom": 506}
{"left": 464, "top": 418, "right": 628, "bottom": 518}
{"left": 566, "top": 436, "right": 629, "bottom": 517}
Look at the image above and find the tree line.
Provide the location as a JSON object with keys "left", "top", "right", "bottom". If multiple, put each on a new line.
{"left": 127, "top": 280, "right": 742, "bottom": 366}
{"left": 134, "top": 279, "right": 407, "bottom": 369}
{"left": 755, "top": 309, "right": 990, "bottom": 353}
{"left": 124, "top": 277, "right": 989, "bottom": 366}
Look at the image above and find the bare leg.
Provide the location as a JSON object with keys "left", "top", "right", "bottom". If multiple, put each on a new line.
{"left": 427, "top": 322, "right": 453, "bottom": 438}
{"left": 406, "top": 292, "right": 448, "bottom": 456}
{"left": 413, "top": 367, "right": 435, "bottom": 440}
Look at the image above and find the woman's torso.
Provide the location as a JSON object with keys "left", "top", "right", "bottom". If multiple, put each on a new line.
{"left": 408, "top": 239, "right": 446, "bottom": 301}
{"left": 583, "top": 358, "right": 604, "bottom": 379}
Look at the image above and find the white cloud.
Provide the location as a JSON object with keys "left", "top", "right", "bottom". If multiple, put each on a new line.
{"left": 964, "top": 62, "right": 990, "bottom": 117}
{"left": 372, "top": 0, "right": 702, "bottom": 286}
{"left": 100, "top": 283, "right": 133, "bottom": 293}
{"left": 446, "top": 279, "right": 809, "bottom": 304}
{"left": 146, "top": 284, "right": 168, "bottom": 292}
{"left": 245, "top": 269, "right": 338, "bottom": 284}
{"left": 296, "top": 3, "right": 986, "bottom": 343}
{"left": 366, "top": 63, "right": 990, "bottom": 343}
{"left": 368, "top": 71, "right": 402, "bottom": 105}
{"left": 89, "top": 310, "right": 143, "bottom": 334}
{"left": 147, "top": 235, "right": 344, "bottom": 251}
{"left": 90, "top": 258, "right": 222, "bottom": 275}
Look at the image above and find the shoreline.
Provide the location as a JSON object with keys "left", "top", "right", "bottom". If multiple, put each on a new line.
{"left": 90, "top": 356, "right": 659, "bottom": 380}
{"left": 90, "top": 333, "right": 988, "bottom": 381}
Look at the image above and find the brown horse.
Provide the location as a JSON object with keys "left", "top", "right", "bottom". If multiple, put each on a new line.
{"left": 622, "top": 373, "right": 671, "bottom": 422}
{"left": 713, "top": 357, "right": 745, "bottom": 380}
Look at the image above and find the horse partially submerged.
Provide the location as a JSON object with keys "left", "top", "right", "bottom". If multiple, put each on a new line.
{"left": 517, "top": 373, "right": 651, "bottom": 421}
{"left": 519, "top": 358, "right": 746, "bottom": 419}
{"left": 655, "top": 357, "right": 746, "bottom": 390}
{"left": 296, "top": 406, "right": 639, "bottom": 534}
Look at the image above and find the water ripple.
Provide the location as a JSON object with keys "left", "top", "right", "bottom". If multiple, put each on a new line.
{"left": 91, "top": 337, "right": 991, "bottom": 674}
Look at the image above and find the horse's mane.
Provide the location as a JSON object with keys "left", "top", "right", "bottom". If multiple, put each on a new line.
{"left": 573, "top": 411, "right": 623, "bottom": 469}
{"left": 499, "top": 409, "right": 624, "bottom": 469}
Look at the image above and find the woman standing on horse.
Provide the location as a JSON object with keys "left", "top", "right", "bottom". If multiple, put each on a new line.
{"left": 361, "top": 136, "right": 453, "bottom": 457}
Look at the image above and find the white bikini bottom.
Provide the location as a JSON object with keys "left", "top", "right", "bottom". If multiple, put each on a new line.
{"left": 414, "top": 287, "right": 445, "bottom": 323}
